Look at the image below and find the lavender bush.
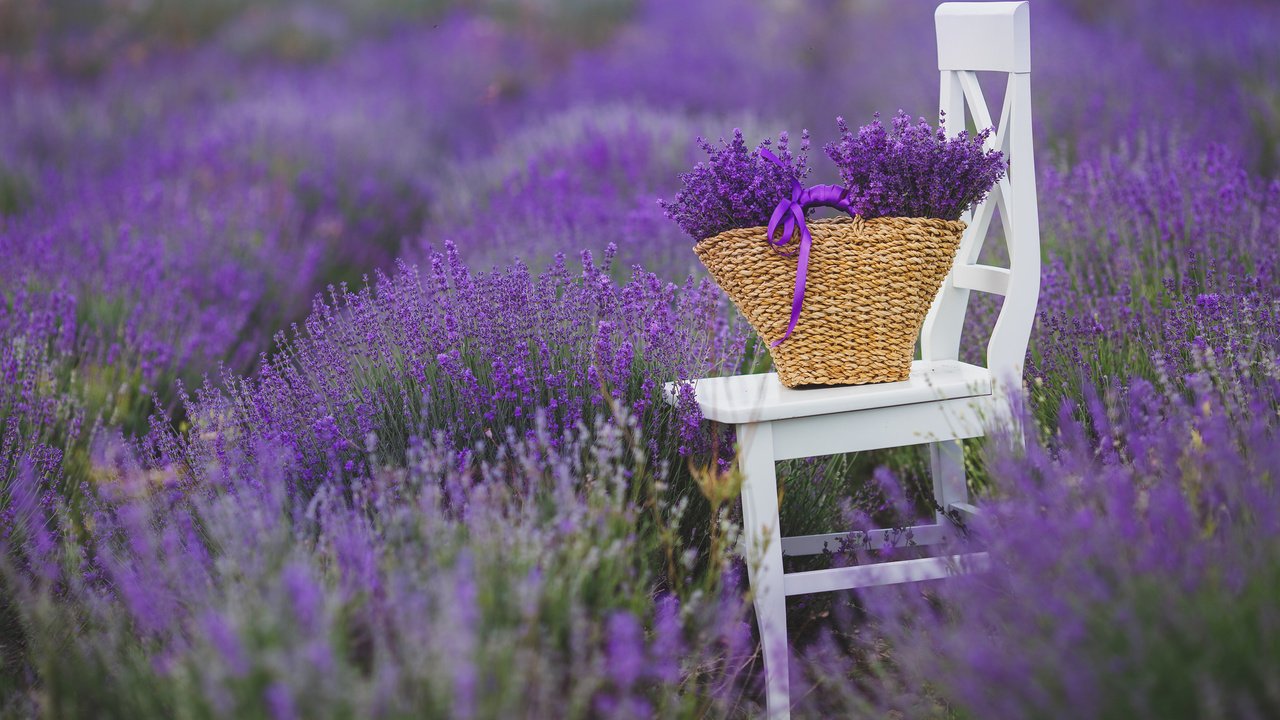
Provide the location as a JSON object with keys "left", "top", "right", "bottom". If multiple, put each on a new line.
{"left": 824, "top": 110, "right": 1007, "bottom": 220}
{"left": 3, "top": 414, "right": 761, "bottom": 719}
{"left": 141, "top": 243, "right": 750, "bottom": 493}
{"left": 1028, "top": 140, "right": 1280, "bottom": 429}
{"left": 800, "top": 376, "right": 1280, "bottom": 718}
{"left": 660, "top": 129, "right": 810, "bottom": 241}
{"left": 0, "top": 290, "right": 85, "bottom": 490}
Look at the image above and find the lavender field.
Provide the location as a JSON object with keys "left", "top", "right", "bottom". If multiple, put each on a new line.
{"left": 3, "top": 1, "right": 1280, "bottom": 717}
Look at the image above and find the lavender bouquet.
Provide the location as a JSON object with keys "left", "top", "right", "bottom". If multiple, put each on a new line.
{"left": 659, "top": 129, "right": 810, "bottom": 241}
{"left": 825, "top": 110, "right": 1007, "bottom": 220}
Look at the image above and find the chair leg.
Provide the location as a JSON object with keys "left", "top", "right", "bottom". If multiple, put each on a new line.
{"left": 737, "top": 422, "right": 790, "bottom": 719}
{"left": 929, "top": 439, "right": 968, "bottom": 526}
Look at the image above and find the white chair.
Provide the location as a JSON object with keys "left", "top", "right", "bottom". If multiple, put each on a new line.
{"left": 666, "top": 3, "right": 1039, "bottom": 717}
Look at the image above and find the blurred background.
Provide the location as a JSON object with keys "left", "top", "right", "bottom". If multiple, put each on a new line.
{"left": 1, "top": 0, "right": 1278, "bottom": 442}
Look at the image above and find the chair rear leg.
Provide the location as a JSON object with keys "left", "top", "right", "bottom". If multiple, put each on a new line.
{"left": 737, "top": 422, "right": 791, "bottom": 719}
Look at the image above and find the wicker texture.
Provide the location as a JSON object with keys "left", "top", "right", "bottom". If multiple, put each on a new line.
{"left": 695, "top": 216, "right": 966, "bottom": 387}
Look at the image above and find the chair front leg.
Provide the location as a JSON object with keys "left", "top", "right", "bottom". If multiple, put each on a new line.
{"left": 737, "top": 421, "right": 791, "bottom": 719}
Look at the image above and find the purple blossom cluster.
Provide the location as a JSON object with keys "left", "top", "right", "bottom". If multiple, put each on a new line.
{"left": 824, "top": 111, "right": 1007, "bottom": 220}
{"left": 660, "top": 129, "right": 810, "bottom": 241}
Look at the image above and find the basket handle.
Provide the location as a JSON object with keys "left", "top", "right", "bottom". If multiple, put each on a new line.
{"left": 760, "top": 148, "right": 855, "bottom": 346}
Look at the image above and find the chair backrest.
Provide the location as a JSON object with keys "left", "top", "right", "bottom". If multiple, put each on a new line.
{"left": 921, "top": 1, "right": 1040, "bottom": 397}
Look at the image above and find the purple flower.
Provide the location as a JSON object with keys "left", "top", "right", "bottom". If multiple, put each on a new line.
{"left": 265, "top": 683, "right": 298, "bottom": 720}
{"left": 201, "top": 610, "right": 249, "bottom": 678}
{"left": 650, "top": 594, "right": 683, "bottom": 684}
{"left": 605, "top": 610, "right": 646, "bottom": 690}
{"left": 282, "top": 562, "right": 323, "bottom": 634}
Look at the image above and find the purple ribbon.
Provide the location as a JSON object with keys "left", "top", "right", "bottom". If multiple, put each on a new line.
{"left": 759, "top": 148, "right": 854, "bottom": 347}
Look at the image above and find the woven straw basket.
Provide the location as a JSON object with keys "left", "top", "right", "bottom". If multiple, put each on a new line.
{"left": 695, "top": 216, "right": 966, "bottom": 388}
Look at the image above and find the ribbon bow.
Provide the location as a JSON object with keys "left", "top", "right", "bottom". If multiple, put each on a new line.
{"left": 759, "top": 148, "right": 854, "bottom": 347}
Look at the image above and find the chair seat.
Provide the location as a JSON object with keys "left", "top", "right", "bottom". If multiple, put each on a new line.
{"left": 670, "top": 360, "right": 992, "bottom": 425}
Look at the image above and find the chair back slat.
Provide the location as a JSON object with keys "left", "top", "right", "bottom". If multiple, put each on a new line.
{"left": 921, "top": 1, "right": 1040, "bottom": 395}
{"left": 935, "top": 1, "right": 1031, "bottom": 72}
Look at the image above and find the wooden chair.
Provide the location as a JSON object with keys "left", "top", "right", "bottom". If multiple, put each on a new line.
{"left": 667, "top": 3, "right": 1039, "bottom": 716}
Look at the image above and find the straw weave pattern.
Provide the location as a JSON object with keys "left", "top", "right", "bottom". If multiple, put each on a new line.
{"left": 695, "top": 216, "right": 966, "bottom": 387}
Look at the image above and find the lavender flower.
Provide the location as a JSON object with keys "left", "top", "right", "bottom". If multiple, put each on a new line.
{"left": 605, "top": 611, "right": 646, "bottom": 689}
{"left": 824, "top": 110, "right": 1007, "bottom": 220}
